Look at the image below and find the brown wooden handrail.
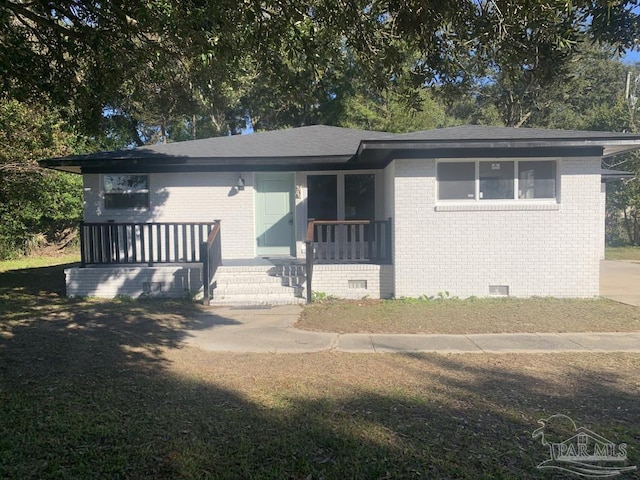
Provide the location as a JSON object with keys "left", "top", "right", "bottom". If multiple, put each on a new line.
{"left": 310, "top": 220, "right": 371, "bottom": 225}
{"left": 205, "top": 221, "right": 221, "bottom": 245}
{"left": 305, "top": 220, "right": 315, "bottom": 243}
{"left": 201, "top": 220, "right": 222, "bottom": 306}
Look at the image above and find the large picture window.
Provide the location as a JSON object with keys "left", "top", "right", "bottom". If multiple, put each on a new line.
{"left": 103, "top": 174, "right": 149, "bottom": 209}
{"left": 437, "top": 160, "right": 557, "bottom": 201}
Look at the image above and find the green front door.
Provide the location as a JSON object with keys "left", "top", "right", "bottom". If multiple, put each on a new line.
{"left": 255, "top": 173, "right": 295, "bottom": 256}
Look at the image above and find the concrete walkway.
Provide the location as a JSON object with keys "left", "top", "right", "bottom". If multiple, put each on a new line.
{"left": 600, "top": 260, "right": 640, "bottom": 307}
{"left": 184, "top": 305, "right": 640, "bottom": 354}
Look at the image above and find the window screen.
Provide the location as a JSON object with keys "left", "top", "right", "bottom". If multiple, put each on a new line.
{"left": 518, "top": 161, "right": 556, "bottom": 199}
{"left": 345, "top": 174, "right": 375, "bottom": 221}
{"left": 104, "top": 175, "right": 149, "bottom": 209}
{"left": 307, "top": 175, "right": 338, "bottom": 220}
{"left": 479, "top": 161, "right": 514, "bottom": 200}
{"left": 437, "top": 162, "right": 475, "bottom": 200}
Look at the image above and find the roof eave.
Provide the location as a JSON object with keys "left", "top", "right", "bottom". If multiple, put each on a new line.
{"left": 602, "top": 145, "right": 640, "bottom": 157}
{"left": 39, "top": 154, "right": 357, "bottom": 173}
{"left": 359, "top": 138, "right": 640, "bottom": 152}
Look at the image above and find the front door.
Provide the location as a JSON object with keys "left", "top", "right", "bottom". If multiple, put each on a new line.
{"left": 255, "top": 173, "right": 295, "bottom": 256}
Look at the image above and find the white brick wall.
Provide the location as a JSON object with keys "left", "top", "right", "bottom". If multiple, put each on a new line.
{"left": 312, "top": 264, "right": 393, "bottom": 299}
{"left": 80, "top": 156, "right": 603, "bottom": 300}
{"left": 65, "top": 266, "right": 202, "bottom": 298}
{"left": 599, "top": 182, "right": 606, "bottom": 260}
{"left": 392, "top": 157, "right": 602, "bottom": 298}
{"left": 83, "top": 172, "right": 255, "bottom": 259}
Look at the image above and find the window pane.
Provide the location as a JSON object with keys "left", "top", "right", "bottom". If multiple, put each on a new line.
{"left": 518, "top": 161, "right": 556, "bottom": 199}
{"left": 104, "top": 193, "right": 149, "bottom": 209}
{"left": 103, "top": 175, "right": 149, "bottom": 209}
{"left": 438, "top": 162, "right": 475, "bottom": 200}
{"left": 345, "top": 174, "right": 375, "bottom": 221}
{"left": 307, "top": 175, "right": 337, "bottom": 220}
{"left": 104, "top": 175, "right": 148, "bottom": 192}
{"left": 479, "top": 161, "right": 514, "bottom": 200}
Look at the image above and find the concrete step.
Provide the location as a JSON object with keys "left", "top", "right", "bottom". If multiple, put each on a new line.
{"left": 215, "top": 274, "right": 305, "bottom": 286}
{"left": 216, "top": 264, "right": 304, "bottom": 271}
{"left": 210, "top": 293, "right": 306, "bottom": 305}
{"left": 215, "top": 274, "right": 285, "bottom": 284}
{"left": 215, "top": 285, "right": 303, "bottom": 295}
{"left": 210, "top": 263, "right": 307, "bottom": 305}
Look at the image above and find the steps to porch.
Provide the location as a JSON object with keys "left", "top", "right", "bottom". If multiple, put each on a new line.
{"left": 210, "top": 260, "right": 306, "bottom": 305}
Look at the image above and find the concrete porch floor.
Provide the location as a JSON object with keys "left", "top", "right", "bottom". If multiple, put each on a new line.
{"left": 221, "top": 257, "right": 304, "bottom": 267}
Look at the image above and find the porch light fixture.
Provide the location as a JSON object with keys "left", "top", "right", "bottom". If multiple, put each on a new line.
{"left": 236, "top": 175, "right": 245, "bottom": 191}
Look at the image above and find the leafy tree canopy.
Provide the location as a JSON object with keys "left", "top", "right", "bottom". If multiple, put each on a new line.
{"left": 2, "top": 1, "right": 638, "bottom": 139}
{"left": 0, "top": 98, "right": 83, "bottom": 259}
{"left": 1, "top": 1, "right": 640, "bottom": 257}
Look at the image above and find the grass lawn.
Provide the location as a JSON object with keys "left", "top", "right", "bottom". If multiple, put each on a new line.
{"left": 0, "top": 252, "right": 80, "bottom": 272}
{"left": 1, "top": 258, "right": 640, "bottom": 478}
{"left": 298, "top": 297, "right": 640, "bottom": 334}
{"left": 605, "top": 246, "right": 640, "bottom": 261}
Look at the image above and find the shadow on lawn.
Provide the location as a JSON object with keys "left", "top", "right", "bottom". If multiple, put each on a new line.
{"left": 0, "top": 261, "right": 76, "bottom": 295}
{"left": 0, "top": 265, "right": 638, "bottom": 478}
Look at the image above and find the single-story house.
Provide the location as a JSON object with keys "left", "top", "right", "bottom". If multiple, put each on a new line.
{"left": 39, "top": 125, "right": 640, "bottom": 304}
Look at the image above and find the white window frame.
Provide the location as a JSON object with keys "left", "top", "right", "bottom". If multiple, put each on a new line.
{"left": 102, "top": 174, "right": 150, "bottom": 211}
{"left": 436, "top": 158, "right": 559, "bottom": 203}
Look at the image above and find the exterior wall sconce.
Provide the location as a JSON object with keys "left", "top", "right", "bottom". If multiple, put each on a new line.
{"left": 236, "top": 175, "right": 245, "bottom": 191}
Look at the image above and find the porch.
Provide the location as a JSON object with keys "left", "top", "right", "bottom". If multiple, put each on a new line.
{"left": 70, "top": 219, "right": 393, "bottom": 303}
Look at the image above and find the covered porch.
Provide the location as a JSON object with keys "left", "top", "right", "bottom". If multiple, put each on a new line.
{"left": 72, "top": 219, "right": 393, "bottom": 303}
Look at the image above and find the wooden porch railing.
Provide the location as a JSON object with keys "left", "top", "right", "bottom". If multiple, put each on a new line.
{"left": 200, "top": 221, "right": 222, "bottom": 306}
{"left": 80, "top": 221, "right": 218, "bottom": 266}
{"left": 304, "top": 218, "right": 392, "bottom": 304}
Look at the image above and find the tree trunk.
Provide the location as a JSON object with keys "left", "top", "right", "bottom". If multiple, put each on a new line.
{"left": 623, "top": 209, "right": 635, "bottom": 244}
{"left": 160, "top": 119, "right": 167, "bottom": 144}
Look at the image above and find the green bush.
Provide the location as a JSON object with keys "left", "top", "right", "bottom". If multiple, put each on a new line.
{"left": 0, "top": 99, "right": 83, "bottom": 259}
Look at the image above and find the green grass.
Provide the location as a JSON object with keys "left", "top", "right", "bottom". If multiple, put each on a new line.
{"left": 0, "top": 253, "right": 80, "bottom": 272}
{"left": 298, "top": 297, "right": 640, "bottom": 334}
{"left": 1, "top": 262, "right": 639, "bottom": 478}
{"left": 605, "top": 246, "right": 640, "bottom": 261}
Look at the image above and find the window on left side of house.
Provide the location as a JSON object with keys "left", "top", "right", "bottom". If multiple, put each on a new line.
{"left": 103, "top": 174, "right": 149, "bottom": 209}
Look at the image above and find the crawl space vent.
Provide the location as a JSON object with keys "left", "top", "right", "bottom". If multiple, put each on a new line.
{"left": 348, "top": 280, "right": 368, "bottom": 289}
{"left": 489, "top": 285, "right": 509, "bottom": 296}
{"left": 143, "top": 282, "right": 163, "bottom": 293}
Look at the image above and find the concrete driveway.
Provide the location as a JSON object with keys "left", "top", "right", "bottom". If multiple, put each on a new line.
{"left": 600, "top": 260, "right": 640, "bottom": 306}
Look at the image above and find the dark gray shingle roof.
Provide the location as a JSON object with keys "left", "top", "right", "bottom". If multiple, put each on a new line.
{"left": 78, "top": 125, "right": 393, "bottom": 160}
{"left": 39, "top": 124, "right": 640, "bottom": 173}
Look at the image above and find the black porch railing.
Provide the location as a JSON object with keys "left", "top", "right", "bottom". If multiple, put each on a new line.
{"left": 304, "top": 218, "right": 392, "bottom": 304}
{"left": 80, "top": 221, "right": 218, "bottom": 267}
{"left": 200, "top": 222, "right": 222, "bottom": 306}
